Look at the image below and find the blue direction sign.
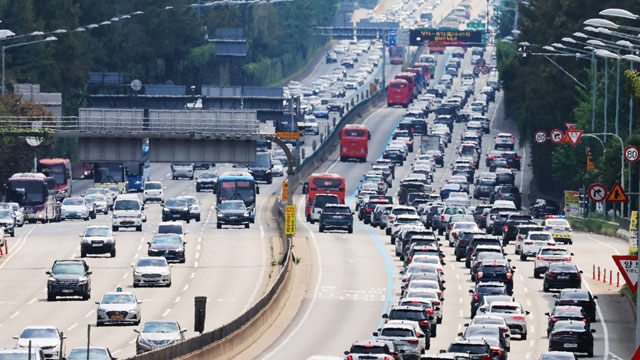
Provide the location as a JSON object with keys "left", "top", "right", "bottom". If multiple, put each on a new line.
{"left": 388, "top": 29, "right": 397, "bottom": 47}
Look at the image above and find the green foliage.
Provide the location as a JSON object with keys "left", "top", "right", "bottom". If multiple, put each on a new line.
{"left": 567, "top": 214, "right": 618, "bottom": 237}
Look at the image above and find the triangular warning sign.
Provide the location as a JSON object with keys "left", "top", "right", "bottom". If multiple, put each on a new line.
{"left": 566, "top": 129, "right": 583, "bottom": 146}
{"left": 612, "top": 255, "right": 638, "bottom": 294}
{"left": 606, "top": 181, "right": 629, "bottom": 202}
{"left": 633, "top": 345, "right": 640, "bottom": 360}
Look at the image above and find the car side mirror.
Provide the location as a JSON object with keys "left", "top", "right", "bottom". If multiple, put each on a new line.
{"left": 544, "top": 312, "right": 550, "bottom": 316}
{"left": 12, "top": 336, "right": 18, "bottom": 340}
{"left": 591, "top": 329, "right": 596, "bottom": 333}
{"left": 46, "top": 271, "right": 51, "bottom": 275}
{"left": 440, "top": 297, "right": 445, "bottom": 301}
{"left": 146, "top": 242, "right": 151, "bottom": 246}
{"left": 571, "top": 253, "right": 575, "bottom": 256}
{"left": 579, "top": 270, "right": 583, "bottom": 274}
{"left": 457, "top": 332, "right": 463, "bottom": 336}
{"left": 372, "top": 332, "right": 379, "bottom": 337}
{"left": 344, "top": 351, "right": 349, "bottom": 356}
{"left": 382, "top": 313, "right": 388, "bottom": 319}
{"left": 133, "top": 329, "right": 140, "bottom": 333}
{"left": 593, "top": 296, "right": 598, "bottom": 299}
{"left": 525, "top": 311, "right": 531, "bottom": 315}
{"left": 181, "top": 328, "right": 188, "bottom": 333}
{"left": 256, "top": 186, "right": 260, "bottom": 195}
{"left": 138, "top": 301, "right": 142, "bottom": 304}
{"left": 416, "top": 333, "right": 423, "bottom": 338}
{"left": 440, "top": 350, "right": 446, "bottom": 353}
{"left": 463, "top": 323, "right": 469, "bottom": 327}
{"left": 87, "top": 271, "right": 92, "bottom": 275}
{"left": 552, "top": 295, "right": 558, "bottom": 299}
{"left": 468, "top": 289, "right": 474, "bottom": 294}
{"left": 95, "top": 301, "right": 100, "bottom": 305}
{"left": 511, "top": 266, "right": 516, "bottom": 270}
{"left": 142, "top": 215, "right": 147, "bottom": 222}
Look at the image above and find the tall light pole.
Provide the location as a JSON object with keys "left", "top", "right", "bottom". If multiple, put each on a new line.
{"left": 1, "top": 36, "right": 57, "bottom": 95}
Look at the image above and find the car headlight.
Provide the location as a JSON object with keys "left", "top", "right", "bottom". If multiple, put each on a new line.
{"left": 136, "top": 213, "right": 142, "bottom": 218}
{"left": 78, "top": 277, "right": 88, "bottom": 284}
{"left": 133, "top": 270, "right": 142, "bottom": 276}
{"left": 162, "top": 208, "right": 169, "bottom": 213}
{"left": 48, "top": 277, "right": 57, "bottom": 284}
{"left": 138, "top": 337, "right": 152, "bottom": 347}
{"left": 217, "top": 212, "right": 223, "bottom": 217}
{"left": 97, "top": 307, "right": 107, "bottom": 314}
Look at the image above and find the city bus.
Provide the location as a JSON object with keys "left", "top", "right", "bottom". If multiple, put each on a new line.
{"left": 388, "top": 45, "right": 404, "bottom": 65}
{"left": 406, "top": 68, "right": 426, "bottom": 91}
{"left": 388, "top": 79, "right": 411, "bottom": 107}
{"left": 340, "top": 124, "right": 370, "bottom": 162}
{"left": 303, "top": 173, "right": 346, "bottom": 218}
{"left": 216, "top": 171, "right": 259, "bottom": 223}
{"left": 418, "top": 55, "right": 437, "bottom": 77}
{"left": 395, "top": 73, "right": 416, "bottom": 100}
{"left": 92, "top": 162, "right": 127, "bottom": 193}
{"left": 412, "top": 63, "right": 433, "bottom": 80}
{"left": 124, "top": 161, "right": 150, "bottom": 192}
{"left": 37, "top": 158, "right": 72, "bottom": 200}
{"left": 7, "top": 173, "right": 59, "bottom": 223}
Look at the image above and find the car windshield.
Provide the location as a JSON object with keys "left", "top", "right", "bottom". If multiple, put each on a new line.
{"left": 473, "top": 317, "right": 505, "bottom": 326}
{"left": 314, "top": 196, "right": 339, "bottom": 208}
{"left": 0, "top": 210, "right": 12, "bottom": 220}
{"left": 145, "top": 183, "right": 162, "bottom": 190}
{"left": 481, "top": 265, "right": 507, "bottom": 273}
{"left": 541, "top": 249, "right": 568, "bottom": 256}
{"left": 19, "top": 328, "right": 58, "bottom": 338}
{"left": 200, "top": 173, "right": 216, "bottom": 179}
{"left": 529, "top": 233, "right": 552, "bottom": 241}
{"left": 444, "top": 207, "right": 465, "bottom": 215}
{"left": 448, "top": 344, "right": 487, "bottom": 354}
{"left": 389, "top": 309, "right": 425, "bottom": 320}
{"left": 52, "top": 263, "right": 84, "bottom": 275}
{"left": 153, "top": 235, "right": 181, "bottom": 244}
{"left": 325, "top": 207, "right": 351, "bottom": 215}
{"left": 165, "top": 199, "right": 187, "bottom": 207}
{"left": 85, "top": 189, "right": 103, "bottom": 196}
{"left": 552, "top": 321, "right": 587, "bottom": 332}
{"left": 539, "top": 353, "right": 576, "bottom": 360}
{"left": 549, "top": 264, "right": 578, "bottom": 272}
{"left": 220, "top": 201, "right": 246, "bottom": 211}
{"left": 101, "top": 293, "right": 135, "bottom": 304}
{"left": 86, "top": 194, "right": 105, "bottom": 202}
{"left": 0, "top": 351, "right": 42, "bottom": 360}
{"left": 350, "top": 345, "right": 385, "bottom": 354}
{"left": 85, "top": 227, "right": 109, "bottom": 237}
{"left": 381, "top": 328, "right": 413, "bottom": 337}
{"left": 138, "top": 258, "right": 167, "bottom": 267}
{"left": 561, "top": 291, "right": 589, "bottom": 301}
{"left": 548, "top": 219, "right": 569, "bottom": 226}
{"left": 466, "top": 326, "right": 499, "bottom": 338}
{"left": 142, "top": 321, "right": 180, "bottom": 333}
{"left": 180, "top": 197, "right": 196, "bottom": 205}
{"left": 114, "top": 200, "right": 139, "bottom": 211}
{"left": 478, "top": 285, "right": 506, "bottom": 295}
{"left": 491, "top": 305, "right": 520, "bottom": 313}
{"left": 68, "top": 349, "right": 109, "bottom": 360}
{"left": 158, "top": 224, "right": 182, "bottom": 234}
{"left": 63, "top": 198, "right": 84, "bottom": 206}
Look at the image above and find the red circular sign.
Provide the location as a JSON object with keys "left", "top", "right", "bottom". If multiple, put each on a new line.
{"left": 550, "top": 129, "right": 564, "bottom": 144}
{"left": 588, "top": 183, "right": 607, "bottom": 202}
{"left": 534, "top": 131, "right": 547, "bottom": 144}
{"left": 624, "top": 145, "right": 639, "bottom": 163}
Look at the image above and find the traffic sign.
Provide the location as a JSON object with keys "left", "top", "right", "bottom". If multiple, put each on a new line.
{"left": 285, "top": 205, "right": 296, "bottom": 235}
{"left": 534, "top": 131, "right": 547, "bottom": 144}
{"left": 612, "top": 255, "right": 638, "bottom": 293}
{"left": 632, "top": 346, "right": 640, "bottom": 360}
{"left": 473, "top": 66, "right": 481, "bottom": 75}
{"left": 585, "top": 146, "right": 591, "bottom": 155}
{"left": 480, "top": 66, "right": 490, "bottom": 75}
{"left": 277, "top": 132, "right": 300, "bottom": 139}
{"left": 565, "top": 129, "right": 583, "bottom": 146}
{"left": 550, "top": 129, "right": 564, "bottom": 144}
{"left": 564, "top": 122, "right": 576, "bottom": 129}
{"left": 588, "top": 183, "right": 607, "bottom": 202}
{"left": 282, "top": 181, "right": 289, "bottom": 202}
{"left": 606, "top": 181, "right": 629, "bottom": 202}
{"left": 388, "top": 28, "right": 397, "bottom": 47}
{"left": 624, "top": 145, "right": 639, "bottom": 163}
{"left": 475, "top": 58, "right": 486, "bottom": 67}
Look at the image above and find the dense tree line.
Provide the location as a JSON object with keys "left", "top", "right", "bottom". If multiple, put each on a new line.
{"left": 496, "top": 0, "right": 640, "bottom": 211}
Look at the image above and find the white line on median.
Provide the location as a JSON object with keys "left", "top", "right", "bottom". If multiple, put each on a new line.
{"left": 9, "top": 311, "right": 20, "bottom": 319}
{"left": 582, "top": 278, "right": 610, "bottom": 357}
{"left": 162, "top": 309, "right": 171, "bottom": 317}
{"left": 27, "top": 297, "right": 37, "bottom": 305}
{"left": 67, "top": 323, "right": 78, "bottom": 331}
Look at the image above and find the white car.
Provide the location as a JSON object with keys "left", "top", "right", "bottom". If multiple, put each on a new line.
{"left": 85, "top": 194, "right": 109, "bottom": 214}
{"left": 272, "top": 163, "right": 284, "bottom": 177}
{"left": 112, "top": 194, "right": 145, "bottom": 232}
{"left": 486, "top": 301, "right": 529, "bottom": 339}
{"left": 86, "top": 187, "right": 113, "bottom": 209}
{"left": 14, "top": 326, "right": 65, "bottom": 360}
{"left": 8, "top": 202, "right": 24, "bottom": 227}
{"left": 132, "top": 257, "right": 171, "bottom": 287}
{"left": 96, "top": 290, "right": 142, "bottom": 326}
{"left": 375, "top": 320, "right": 427, "bottom": 356}
{"left": 143, "top": 181, "right": 164, "bottom": 203}
{"left": 386, "top": 206, "right": 418, "bottom": 235}
{"left": 61, "top": 197, "right": 91, "bottom": 221}
{"left": 515, "top": 231, "right": 555, "bottom": 260}
{"left": 533, "top": 246, "right": 573, "bottom": 278}
{"left": 135, "top": 321, "right": 186, "bottom": 354}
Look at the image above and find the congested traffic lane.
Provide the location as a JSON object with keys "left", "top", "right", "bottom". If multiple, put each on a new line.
{"left": 0, "top": 163, "right": 278, "bottom": 358}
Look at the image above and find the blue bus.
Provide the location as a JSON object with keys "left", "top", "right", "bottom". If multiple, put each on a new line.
{"left": 216, "top": 171, "right": 259, "bottom": 223}
{"left": 125, "top": 161, "right": 150, "bottom": 192}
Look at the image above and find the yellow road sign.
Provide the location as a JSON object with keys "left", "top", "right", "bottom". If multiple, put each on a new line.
{"left": 277, "top": 132, "right": 300, "bottom": 139}
{"left": 282, "top": 181, "right": 289, "bottom": 202}
{"left": 285, "top": 205, "right": 296, "bottom": 235}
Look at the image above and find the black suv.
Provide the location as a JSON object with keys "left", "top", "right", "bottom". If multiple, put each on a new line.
{"left": 491, "top": 185, "right": 522, "bottom": 209}
{"left": 465, "top": 235, "right": 502, "bottom": 268}
{"left": 162, "top": 198, "right": 191, "bottom": 222}
{"left": 501, "top": 213, "right": 534, "bottom": 244}
{"left": 500, "top": 151, "right": 521, "bottom": 170}
{"left": 490, "top": 211, "right": 518, "bottom": 236}
{"left": 195, "top": 172, "right": 217, "bottom": 192}
{"left": 554, "top": 289, "right": 598, "bottom": 322}
{"left": 319, "top": 204, "right": 353, "bottom": 233}
{"left": 454, "top": 230, "right": 485, "bottom": 261}
{"left": 476, "top": 259, "right": 514, "bottom": 294}
{"left": 383, "top": 305, "right": 432, "bottom": 339}
{"left": 469, "top": 281, "right": 508, "bottom": 318}
{"left": 248, "top": 152, "right": 273, "bottom": 184}
{"left": 47, "top": 259, "right": 92, "bottom": 301}
{"left": 529, "top": 198, "right": 560, "bottom": 218}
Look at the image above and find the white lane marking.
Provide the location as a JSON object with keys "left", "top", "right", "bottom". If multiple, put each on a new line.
{"left": 67, "top": 323, "right": 78, "bottom": 331}
{"left": 27, "top": 297, "right": 37, "bottom": 305}
{"left": 519, "top": 275, "right": 524, "bottom": 281}
{"left": 128, "top": 338, "right": 137, "bottom": 344}
{"left": 362, "top": 107, "right": 386, "bottom": 126}
{"left": 183, "top": 284, "right": 189, "bottom": 292}
{"left": 161, "top": 309, "right": 171, "bottom": 317}
{"left": 174, "top": 296, "right": 181, "bottom": 304}
{"left": 0, "top": 225, "right": 39, "bottom": 269}
{"left": 489, "top": 92, "right": 503, "bottom": 131}
{"left": 194, "top": 261, "right": 198, "bottom": 268}
{"left": 137, "top": 244, "right": 142, "bottom": 251}
{"left": 122, "top": 272, "right": 128, "bottom": 279}
{"left": 190, "top": 272, "right": 195, "bottom": 279}
{"left": 134, "top": 253, "right": 139, "bottom": 259}
{"left": 243, "top": 197, "right": 268, "bottom": 312}
{"left": 531, "top": 325, "right": 535, "bottom": 334}
{"left": 520, "top": 148, "right": 526, "bottom": 190}
{"left": 458, "top": 310, "right": 463, "bottom": 317}
{"left": 525, "top": 353, "right": 531, "bottom": 359}
{"left": 528, "top": 340, "right": 534, "bottom": 347}
{"left": 582, "top": 278, "right": 609, "bottom": 357}
{"left": 587, "top": 236, "right": 621, "bottom": 255}
{"left": 455, "top": 273, "right": 460, "bottom": 280}
{"left": 85, "top": 310, "right": 94, "bottom": 318}
{"left": 260, "top": 197, "right": 322, "bottom": 360}
{"left": 9, "top": 311, "right": 20, "bottom": 319}
{"left": 526, "top": 299, "right": 532, "bottom": 307}
{"left": 195, "top": 251, "right": 200, "bottom": 259}
{"left": 458, "top": 297, "right": 463, "bottom": 304}
{"left": 609, "top": 352, "right": 625, "bottom": 360}
{"left": 523, "top": 286, "right": 529, "bottom": 293}
{"left": 260, "top": 225, "right": 264, "bottom": 239}
{"left": 457, "top": 284, "right": 462, "bottom": 291}
{"left": 326, "top": 157, "right": 341, "bottom": 173}
{"left": 112, "top": 350, "right": 122, "bottom": 355}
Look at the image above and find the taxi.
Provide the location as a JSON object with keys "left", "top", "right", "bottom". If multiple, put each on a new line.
{"left": 543, "top": 216, "right": 573, "bottom": 244}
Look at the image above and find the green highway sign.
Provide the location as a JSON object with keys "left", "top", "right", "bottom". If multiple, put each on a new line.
{"left": 466, "top": 22, "right": 486, "bottom": 29}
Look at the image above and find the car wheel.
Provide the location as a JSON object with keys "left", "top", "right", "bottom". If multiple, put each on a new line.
{"left": 133, "top": 283, "right": 139, "bottom": 288}
{"left": 80, "top": 249, "right": 86, "bottom": 258}
{"left": 112, "top": 226, "right": 118, "bottom": 232}
{"left": 543, "top": 284, "right": 549, "bottom": 292}
{"left": 430, "top": 324, "right": 437, "bottom": 337}
{"left": 587, "top": 350, "right": 593, "bottom": 357}
{"left": 390, "top": 236, "right": 395, "bottom": 245}
{"left": 386, "top": 228, "right": 391, "bottom": 236}
{"left": 110, "top": 249, "right": 116, "bottom": 258}
{"left": 348, "top": 226, "right": 353, "bottom": 234}
{"left": 47, "top": 291, "right": 55, "bottom": 302}
{"left": 533, "top": 270, "right": 540, "bottom": 279}
{"left": 186, "top": 219, "right": 190, "bottom": 224}
{"left": 82, "top": 293, "right": 90, "bottom": 301}
{"left": 136, "top": 225, "right": 142, "bottom": 232}
{"left": 245, "top": 223, "right": 250, "bottom": 229}
{"left": 465, "top": 260, "right": 470, "bottom": 268}
{"left": 216, "top": 223, "right": 222, "bottom": 229}
{"left": 521, "top": 332, "right": 527, "bottom": 340}
{"left": 197, "top": 216, "right": 201, "bottom": 222}
{"left": 456, "top": 255, "right": 461, "bottom": 261}
{"left": 319, "top": 225, "right": 324, "bottom": 233}
{"left": 520, "top": 254, "right": 526, "bottom": 261}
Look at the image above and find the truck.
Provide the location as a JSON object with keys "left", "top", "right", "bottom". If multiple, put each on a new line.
{"left": 171, "top": 164, "right": 195, "bottom": 180}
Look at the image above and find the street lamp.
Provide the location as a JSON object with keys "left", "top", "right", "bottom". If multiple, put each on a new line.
{"left": 1, "top": 36, "right": 57, "bottom": 94}
{"left": 600, "top": 8, "right": 639, "bottom": 21}
{"left": 584, "top": 18, "right": 640, "bottom": 33}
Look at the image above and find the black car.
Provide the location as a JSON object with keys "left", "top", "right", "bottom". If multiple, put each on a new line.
{"left": 530, "top": 199, "right": 561, "bottom": 218}
{"left": 465, "top": 235, "right": 502, "bottom": 268}
{"left": 397, "top": 228, "right": 435, "bottom": 259}
{"left": 359, "top": 199, "right": 390, "bottom": 224}
{"left": 471, "top": 251, "right": 507, "bottom": 281}
{"left": 397, "top": 298, "right": 438, "bottom": 336}
{"left": 490, "top": 211, "right": 517, "bottom": 236}
{"left": 548, "top": 320, "right": 595, "bottom": 357}
{"left": 47, "top": 259, "right": 92, "bottom": 301}
{"left": 217, "top": 200, "right": 250, "bottom": 229}
{"left": 546, "top": 306, "right": 588, "bottom": 335}
{"left": 469, "top": 281, "right": 508, "bottom": 317}
{"left": 162, "top": 198, "right": 190, "bottom": 222}
{"left": 544, "top": 262, "right": 582, "bottom": 292}
{"left": 454, "top": 230, "right": 485, "bottom": 261}
{"left": 491, "top": 185, "right": 522, "bottom": 209}
{"left": 383, "top": 149, "right": 404, "bottom": 165}
{"left": 485, "top": 150, "right": 503, "bottom": 167}
{"left": 476, "top": 259, "right": 514, "bottom": 294}
{"left": 248, "top": 152, "right": 273, "bottom": 184}
{"left": 325, "top": 52, "right": 337, "bottom": 63}
{"left": 501, "top": 213, "right": 534, "bottom": 244}
{"left": 446, "top": 339, "right": 492, "bottom": 360}
{"left": 554, "top": 289, "right": 598, "bottom": 322}
{"left": 147, "top": 234, "right": 186, "bottom": 263}
{"left": 494, "top": 169, "right": 515, "bottom": 185}
{"left": 403, "top": 235, "right": 439, "bottom": 263}
{"left": 384, "top": 305, "right": 432, "bottom": 339}
{"left": 319, "top": 204, "right": 353, "bottom": 233}
{"left": 425, "top": 150, "right": 444, "bottom": 167}
{"left": 474, "top": 177, "right": 496, "bottom": 199}
{"left": 501, "top": 151, "right": 521, "bottom": 170}
{"left": 195, "top": 172, "right": 217, "bottom": 192}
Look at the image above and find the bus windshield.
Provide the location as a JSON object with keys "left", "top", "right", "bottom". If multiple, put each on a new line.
{"left": 218, "top": 180, "right": 255, "bottom": 205}
{"left": 343, "top": 129, "right": 366, "bottom": 137}
{"left": 93, "top": 162, "right": 125, "bottom": 183}
{"left": 37, "top": 163, "right": 66, "bottom": 185}
{"left": 7, "top": 180, "right": 45, "bottom": 206}
{"left": 124, "top": 162, "right": 143, "bottom": 177}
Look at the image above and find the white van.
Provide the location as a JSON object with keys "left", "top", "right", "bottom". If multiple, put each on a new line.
{"left": 112, "top": 194, "right": 146, "bottom": 232}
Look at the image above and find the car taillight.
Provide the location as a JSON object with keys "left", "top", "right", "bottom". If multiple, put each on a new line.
{"left": 488, "top": 156, "right": 495, "bottom": 159}
{"left": 501, "top": 327, "right": 509, "bottom": 332}
{"left": 473, "top": 293, "right": 479, "bottom": 302}
{"left": 388, "top": 216, "right": 394, "bottom": 219}
{"left": 408, "top": 256, "right": 413, "bottom": 261}
{"left": 563, "top": 257, "right": 572, "bottom": 261}
{"left": 515, "top": 157, "right": 520, "bottom": 161}
{"left": 452, "top": 232, "right": 457, "bottom": 237}
{"left": 504, "top": 225, "right": 508, "bottom": 231}
{"left": 492, "top": 350, "right": 503, "bottom": 356}
{"left": 547, "top": 272, "right": 555, "bottom": 278}
{"left": 407, "top": 339, "right": 419, "bottom": 344}
{"left": 583, "top": 318, "right": 587, "bottom": 322}
{"left": 347, "top": 356, "right": 353, "bottom": 360}
{"left": 548, "top": 242, "right": 555, "bottom": 245}
{"left": 433, "top": 301, "right": 441, "bottom": 306}
{"left": 426, "top": 309, "right": 434, "bottom": 314}
{"left": 525, "top": 241, "right": 533, "bottom": 245}
{"left": 513, "top": 315, "right": 524, "bottom": 320}
{"left": 419, "top": 320, "right": 430, "bottom": 326}
{"left": 510, "top": 136, "right": 515, "bottom": 140}
{"left": 576, "top": 273, "right": 581, "bottom": 278}
{"left": 537, "top": 256, "right": 543, "bottom": 260}
{"left": 441, "top": 215, "right": 445, "bottom": 221}
{"left": 477, "top": 272, "right": 483, "bottom": 279}
{"left": 507, "top": 272, "right": 512, "bottom": 280}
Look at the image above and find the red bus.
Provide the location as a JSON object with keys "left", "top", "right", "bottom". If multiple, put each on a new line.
{"left": 303, "top": 173, "right": 346, "bottom": 217}
{"left": 406, "top": 68, "right": 425, "bottom": 91}
{"left": 388, "top": 46, "right": 404, "bottom": 65}
{"left": 388, "top": 79, "right": 411, "bottom": 107}
{"left": 340, "top": 124, "right": 370, "bottom": 162}
{"left": 37, "top": 158, "right": 72, "bottom": 200}
{"left": 412, "top": 63, "right": 432, "bottom": 80}
{"left": 395, "top": 73, "right": 416, "bottom": 100}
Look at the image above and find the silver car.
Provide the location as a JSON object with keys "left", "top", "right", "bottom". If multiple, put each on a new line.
{"left": 375, "top": 320, "right": 427, "bottom": 356}
{"left": 13, "top": 326, "right": 65, "bottom": 360}
{"left": 486, "top": 301, "right": 529, "bottom": 339}
{"left": 8, "top": 202, "right": 24, "bottom": 227}
{"left": 177, "top": 195, "right": 201, "bottom": 222}
{"left": 0, "top": 210, "right": 15, "bottom": 237}
{"left": 96, "top": 290, "right": 141, "bottom": 326}
{"left": 80, "top": 225, "right": 116, "bottom": 257}
{"left": 61, "top": 197, "right": 91, "bottom": 221}
{"left": 533, "top": 246, "right": 573, "bottom": 278}
{"left": 132, "top": 257, "right": 171, "bottom": 287}
{"left": 85, "top": 194, "right": 109, "bottom": 214}
{"left": 135, "top": 320, "right": 186, "bottom": 354}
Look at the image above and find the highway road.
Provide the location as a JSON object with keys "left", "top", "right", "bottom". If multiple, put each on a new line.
{"left": 0, "top": 164, "right": 282, "bottom": 358}
{"left": 256, "top": 4, "right": 636, "bottom": 360}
